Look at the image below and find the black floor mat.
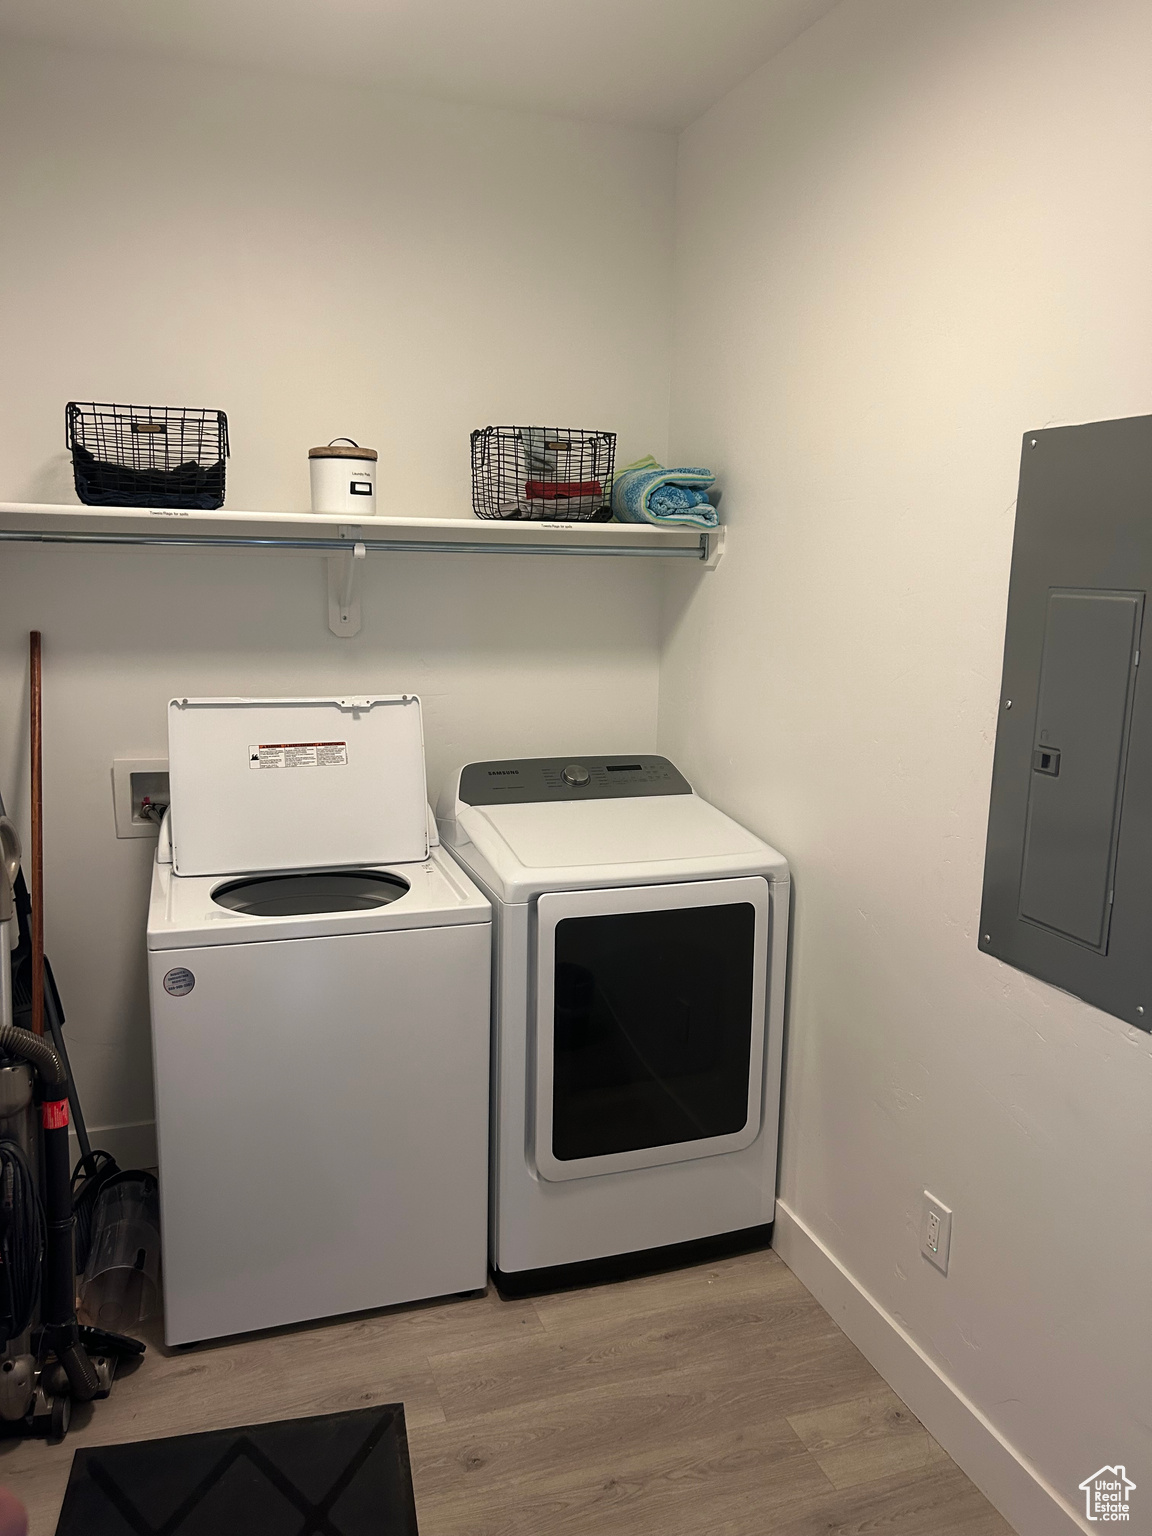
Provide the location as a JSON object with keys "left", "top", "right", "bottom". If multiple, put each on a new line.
{"left": 54, "top": 1404, "right": 420, "bottom": 1535}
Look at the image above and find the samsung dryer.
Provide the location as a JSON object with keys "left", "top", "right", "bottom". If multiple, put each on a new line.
{"left": 437, "top": 754, "right": 789, "bottom": 1292}
{"left": 147, "top": 695, "right": 491, "bottom": 1345}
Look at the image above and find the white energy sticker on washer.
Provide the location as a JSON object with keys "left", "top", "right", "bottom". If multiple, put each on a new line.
{"left": 248, "top": 742, "right": 349, "bottom": 769}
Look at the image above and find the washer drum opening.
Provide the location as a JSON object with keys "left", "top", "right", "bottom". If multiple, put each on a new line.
{"left": 211, "top": 870, "right": 410, "bottom": 918}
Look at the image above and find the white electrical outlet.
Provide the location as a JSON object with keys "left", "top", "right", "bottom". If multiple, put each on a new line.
{"left": 920, "top": 1191, "right": 952, "bottom": 1274}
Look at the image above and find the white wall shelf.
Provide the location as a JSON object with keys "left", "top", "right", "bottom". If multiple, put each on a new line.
{"left": 0, "top": 503, "right": 723, "bottom": 636}
{"left": 0, "top": 502, "right": 719, "bottom": 559}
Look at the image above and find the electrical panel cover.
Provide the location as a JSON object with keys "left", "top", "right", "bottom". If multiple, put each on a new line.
{"left": 980, "top": 415, "right": 1152, "bottom": 1030}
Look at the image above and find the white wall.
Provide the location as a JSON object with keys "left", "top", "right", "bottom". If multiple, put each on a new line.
{"left": 660, "top": 0, "right": 1152, "bottom": 1527}
{"left": 0, "top": 40, "right": 675, "bottom": 1153}
{"left": 0, "top": 41, "right": 674, "bottom": 512}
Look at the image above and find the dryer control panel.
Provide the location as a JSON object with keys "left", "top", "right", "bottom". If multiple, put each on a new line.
{"left": 459, "top": 755, "right": 691, "bottom": 805}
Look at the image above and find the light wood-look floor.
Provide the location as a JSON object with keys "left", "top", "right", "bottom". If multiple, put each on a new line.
{"left": 0, "top": 1247, "right": 1015, "bottom": 1535}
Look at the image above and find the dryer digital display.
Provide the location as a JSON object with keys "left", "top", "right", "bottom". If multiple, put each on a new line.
{"left": 459, "top": 754, "right": 691, "bottom": 805}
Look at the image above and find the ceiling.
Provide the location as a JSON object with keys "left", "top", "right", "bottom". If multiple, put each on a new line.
{"left": 0, "top": 0, "right": 840, "bottom": 130}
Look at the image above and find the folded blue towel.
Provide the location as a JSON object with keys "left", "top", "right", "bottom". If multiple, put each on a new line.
{"left": 650, "top": 482, "right": 713, "bottom": 517}
{"left": 611, "top": 456, "right": 718, "bottom": 527}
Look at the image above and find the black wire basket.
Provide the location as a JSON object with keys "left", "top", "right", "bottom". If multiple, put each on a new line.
{"left": 471, "top": 426, "right": 615, "bottom": 520}
{"left": 65, "top": 402, "right": 230, "bottom": 509}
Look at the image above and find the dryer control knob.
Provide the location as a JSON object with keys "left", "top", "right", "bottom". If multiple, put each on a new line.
{"left": 561, "top": 763, "right": 591, "bottom": 787}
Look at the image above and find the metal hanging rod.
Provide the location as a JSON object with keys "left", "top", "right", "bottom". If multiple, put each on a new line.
{"left": 0, "top": 528, "right": 710, "bottom": 560}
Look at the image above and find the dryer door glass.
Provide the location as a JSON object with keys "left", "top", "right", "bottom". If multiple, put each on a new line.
{"left": 534, "top": 877, "right": 770, "bottom": 1181}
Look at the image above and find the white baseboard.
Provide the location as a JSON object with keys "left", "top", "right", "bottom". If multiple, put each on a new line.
{"left": 69, "top": 1118, "right": 157, "bottom": 1172}
{"left": 772, "top": 1200, "right": 1088, "bottom": 1536}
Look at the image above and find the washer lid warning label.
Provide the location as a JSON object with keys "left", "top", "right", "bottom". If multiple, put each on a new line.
{"left": 249, "top": 742, "right": 349, "bottom": 769}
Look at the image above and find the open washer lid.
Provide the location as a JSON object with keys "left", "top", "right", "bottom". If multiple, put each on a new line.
{"left": 167, "top": 694, "right": 428, "bottom": 877}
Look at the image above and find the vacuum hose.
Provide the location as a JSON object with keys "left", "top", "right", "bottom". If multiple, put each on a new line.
{"left": 0, "top": 1026, "right": 99, "bottom": 1401}
{"left": 0, "top": 1026, "right": 66, "bottom": 1097}
{"left": 53, "top": 1335, "right": 100, "bottom": 1404}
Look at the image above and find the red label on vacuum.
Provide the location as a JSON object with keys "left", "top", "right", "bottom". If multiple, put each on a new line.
{"left": 41, "top": 1100, "right": 69, "bottom": 1130}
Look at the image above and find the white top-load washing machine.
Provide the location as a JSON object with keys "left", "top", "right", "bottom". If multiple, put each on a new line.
{"left": 437, "top": 754, "right": 790, "bottom": 1292}
{"left": 147, "top": 694, "right": 491, "bottom": 1345}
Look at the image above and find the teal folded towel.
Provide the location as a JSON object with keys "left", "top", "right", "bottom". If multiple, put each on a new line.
{"left": 611, "top": 456, "right": 718, "bottom": 527}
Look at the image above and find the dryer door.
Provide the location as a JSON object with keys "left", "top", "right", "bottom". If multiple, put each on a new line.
{"left": 533, "top": 876, "right": 769, "bottom": 1182}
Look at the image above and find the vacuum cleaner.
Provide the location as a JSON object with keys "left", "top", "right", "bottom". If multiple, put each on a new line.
{"left": 0, "top": 812, "right": 144, "bottom": 1441}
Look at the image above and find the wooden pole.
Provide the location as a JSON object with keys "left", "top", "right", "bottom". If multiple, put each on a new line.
{"left": 29, "top": 631, "right": 44, "bottom": 1037}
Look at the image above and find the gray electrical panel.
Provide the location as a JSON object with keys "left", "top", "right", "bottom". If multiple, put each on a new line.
{"left": 980, "top": 414, "right": 1151, "bottom": 1030}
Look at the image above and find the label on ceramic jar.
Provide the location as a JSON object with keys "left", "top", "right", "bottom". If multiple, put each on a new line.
{"left": 248, "top": 742, "right": 349, "bottom": 770}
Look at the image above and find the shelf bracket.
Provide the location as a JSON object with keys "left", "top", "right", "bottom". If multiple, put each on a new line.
{"left": 702, "top": 526, "right": 726, "bottom": 569}
{"left": 327, "top": 541, "right": 366, "bottom": 637}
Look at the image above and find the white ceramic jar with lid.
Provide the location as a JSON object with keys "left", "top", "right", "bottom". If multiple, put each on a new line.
{"left": 309, "top": 439, "right": 377, "bottom": 515}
